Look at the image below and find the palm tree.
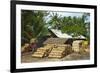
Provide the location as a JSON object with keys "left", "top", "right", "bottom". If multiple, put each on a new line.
{"left": 21, "top": 10, "right": 49, "bottom": 45}
{"left": 48, "top": 12, "right": 62, "bottom": 29}
{"left": 21, "top": 10, "right": 34, "bottom": 43}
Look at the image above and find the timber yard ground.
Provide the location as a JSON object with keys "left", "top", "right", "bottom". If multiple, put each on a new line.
{"left": 21, "top": 51, "right": 90, "bottom": 63}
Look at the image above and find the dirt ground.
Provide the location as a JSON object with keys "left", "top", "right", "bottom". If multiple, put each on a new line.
{"left": 21, "top": 51, "right": 90, "bottom": 63}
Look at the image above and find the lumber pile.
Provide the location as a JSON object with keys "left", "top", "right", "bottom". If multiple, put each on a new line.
{"left": 21, "top": 43, "right": 30, "bottom": 53}
{"left": 48, "top": 44, "right": 72, "bottom": 58}
{"left": 72, "top": 40, "right": 83, "bottom": 52}
{"left": 32, "top": 45, "right": 53, "bottom": 58}
{"left": 43, "top": 38, "right": 68, "bottom": 45}
{"left": 48, "top": 47, "right": 66, "bottom": 58}
{"left": 32, "top": 47, "right": 48, "bottom": 58}
{"left": 21, "top": 38, "right": 37, "bottom": 53}
{"left": 32, "top": 43, "right": 72, "bottom": 58}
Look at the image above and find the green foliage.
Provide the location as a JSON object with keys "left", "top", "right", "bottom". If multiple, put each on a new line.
{"left": 48, "top": 13, "right": 90, "bottom": 38}
{"left": 48, "top": 13, "right": 62, "bottom": 29}
{"left": 32, "top": 11, "right": 49, "bottom": 38}
{"left": 21, "top": 10, "right": 49, "bottom": 41}
{"left": 61, "top": 16, "right": 87, "bottom": 36}
{"left": 21, "top": 10, "right": 90, "bottom": 43}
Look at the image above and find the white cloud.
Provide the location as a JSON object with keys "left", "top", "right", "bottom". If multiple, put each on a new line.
{"left": 49, "top": 11, "right": 84, "bottom": 17}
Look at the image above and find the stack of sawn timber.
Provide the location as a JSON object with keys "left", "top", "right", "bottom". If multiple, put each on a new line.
{"left": 72, "top": 40, "right": 83, "bottom": 52}
{"left": 32, "top": 44, "right": 53, "bottom": 58}
{"left": 48, "top": 45, "right": 72, "bottom": 58}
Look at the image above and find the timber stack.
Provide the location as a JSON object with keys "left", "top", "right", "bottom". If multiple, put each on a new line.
{"left": 72, "top": 40, "right": 83, "bottom": 53}
{"left": 32, "top": 38, "right": 72, "bottom": 58}
{"left": 48, "top": 45, "right": 71, "bottom": 58}
{"left": 32, "top": 44, "right": 54, "bottom": 58}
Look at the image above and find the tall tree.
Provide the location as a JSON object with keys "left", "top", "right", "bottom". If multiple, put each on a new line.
{"left": 48, "top": 12, "right": 62, "bottom": 29}
{"left": 21, "top": 10, "right": 49, "bottom": 45}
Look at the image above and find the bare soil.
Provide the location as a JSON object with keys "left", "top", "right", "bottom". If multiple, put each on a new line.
{"left": 21, "top": 51, "right": 90, "bottom": 63}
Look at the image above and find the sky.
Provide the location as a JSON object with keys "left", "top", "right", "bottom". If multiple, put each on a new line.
{"left": 45, "top": 11, "right": 90, "bottom": 23}
{"left": 49, "top": 11, "right": 84, "bottom": 17}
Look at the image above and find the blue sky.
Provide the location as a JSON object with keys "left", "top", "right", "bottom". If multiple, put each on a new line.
{"left": 45, "top": 11, "right": 90, "bottom": 23}
{"left": 49, "top": 11, "right": 84, "bottom": 17}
